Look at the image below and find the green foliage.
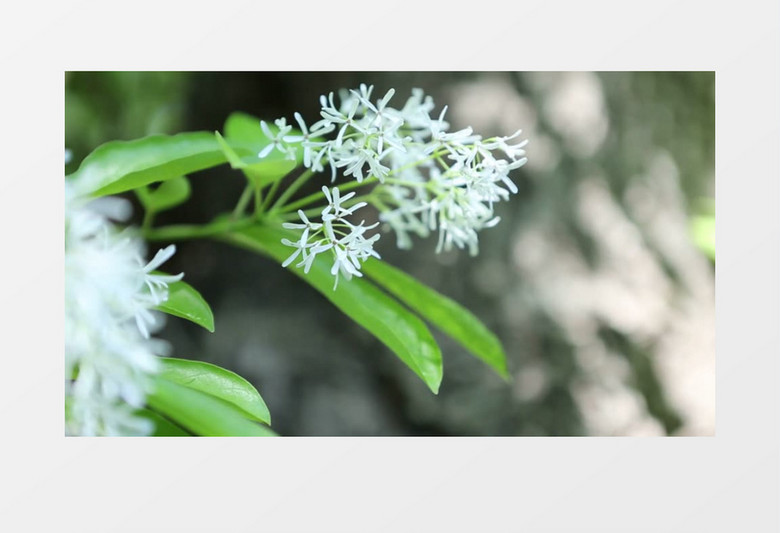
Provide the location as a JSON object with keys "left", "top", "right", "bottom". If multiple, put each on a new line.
{"left": 156, "top": 278, "right": 216, "bottom": 333}
{"left": 362, "top": 258, "right": 509, "bottom": 379}
{"left": 218, "top": 112, "right": 302, "bottom": 188}
{"left": 135, "top": 407, "right": 192, "bottom": 436}
{"left": 146, "top": 377, "right": 276, "bottom": 437}
{"left": 66, "top": 132, "right": 228, "bottom": 197}
{"left": 136, "top": 176, "right": 192, "bottom": 213}
{"left": 225, "top": 225, "right": 444, "bottom": 394}
{"left": 159, "top": 358, "right": 271, "bottom": 425}
{"left": 66, "top": 103, "right": 522, "bottom": 436}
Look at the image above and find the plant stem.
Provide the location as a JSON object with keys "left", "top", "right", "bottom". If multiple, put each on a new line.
{"left": 268, "top": 168, "right": 315, "bottom": 214}
{"left": 143, "top": 217, "right": 256, "bottom": 242}
{"left": 278, "top": 195, "right": 373, "bottom": 221}
{"left": 254, "top": 185, "right": 263, "bottom": 219}
{"left": 435, "top": 155, "right": 450, "bottom": 170}
{"left": 370, "top": 194, "right": 391, "bottom": 213}
{"left": 270, "top": 147, "right": 449, "bottom": 215}
{"left": 142, "top": 209, "right": 156, "bottom": 233}
{"left": 278, "top": 177, "right": 378, "bottom": 214}
{"left": 383, "top": 177, "right": 439, "bottom": 192}
{"left": 260, "top": 177, "right": 282, "bottom": 213}
{"left": 233, "top": 184, "right": 254, "bottom": 219}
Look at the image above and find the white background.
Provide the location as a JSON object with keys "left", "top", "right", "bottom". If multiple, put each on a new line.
{"left": 1, "top": 0, "right": 777, "bottom": 531}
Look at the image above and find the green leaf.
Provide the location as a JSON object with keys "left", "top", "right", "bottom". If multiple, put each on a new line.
{"left": 215, "top": 130, "right": 293, "bottom": 189}
{"left": 136, "top": 176, "right": 192, "bottom": 213}
{"left": 214, "top": 130, "right": 249, "bottom": 168}
{"left": 362, "top": 259, "right": 509, "bottom": 379}
{"left": 67, "top": 132, "right": 228, "bottom": 197}
{"left": 146, "top": 377, "right": 277, "bottom": 436}
{"left": 159, "top": 358, "right": 271, "bottom": 425}
{"left": 221, "top": 112, "right": 303, "bottom": 188}
{"left": 135, "top": 407, "right": 192, "bottom": 436}
{"left": 224, "top": 225, "right": 443, "bottom": 394}
{"left": 224, "top": 111, "right": 290, "bottom": 147}
{"left": 156, "top": 278, "right": 215, "bottom": 333}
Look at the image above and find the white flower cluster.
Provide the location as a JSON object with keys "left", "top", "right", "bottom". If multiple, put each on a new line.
{"left": 65, "top": 182, "right": 183, "bottom": 436}
{"left": 380, "top": 123, "right": 528, "bottom": 255}
{"left": 262, "top": 84, "right": 527, "bottom": 284}
{"left": 262, "top": 84, "right": 425, "bottom": 184}
{"left": 281, "top": 186, "right": 380, "bottom": 290}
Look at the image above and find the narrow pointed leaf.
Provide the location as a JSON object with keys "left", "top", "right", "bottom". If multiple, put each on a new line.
{"left": 159, "top": 358, "right": 271, "bottom": 425}
{"left": 156, "top": 279, "right": 215, "bottom": 333}
{"left": 146, "top": 377, "right": 277, "bottom": 436}
{"left": 214, "top": 130, "right": 247, "bottom": 168}
{"left": 224, "top": 225, "right": 443, "bottom": 393}
{"left": 362, "top": 259, "right": 509, "bottom": 379}
{"left": 67, "top": 132, "right": 227, "bottom": 197}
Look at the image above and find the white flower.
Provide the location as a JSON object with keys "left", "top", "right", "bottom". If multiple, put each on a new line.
{"left": 318, "top": 92, "right": 363, "bottom": 146}
{"left": 321, "top": 185, "right": 366, "bottom": 218}
{"left": 481, "top": 129, "right": 529, "bottom": 160}
{"left": 280, "top": 225, "right": 311, "bottom": 268}
{"left": 334, "top": 140, "right": 393, "bottom": 183}
{"left": 142, "top": 245, "right": 185, "bottom": 308}
{"left": 283, "top": 112, "right": 335, "bottom": 168}
{"left": 258, "top": 118, "right": 296, "bottom": 160}
{"left": 281, "top": 210, "right": 330, "bottom": 273}
{"left": 270, "top": 84, "right": 528, "bottom": 258}
{"left": 326, "top": 218, "right": 381, "bottom": 289}
{"left": 351, "top": 87, "right": 397, "bottom": 129}
{"left": 282, "top": 208, "right": 322, "bottom": 231}
{"left": 425, "top": 105, "right": 477, "bottom": 155}
{"left": 281, "top": 186, "right": 381, "bottom": 289}
{"left": 65, "top": 181, "right": 183, "bottom": 436}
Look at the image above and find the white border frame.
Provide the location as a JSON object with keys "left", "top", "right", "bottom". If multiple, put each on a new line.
{"left": 3, "top": 1, "right": 778, "bottom": 531}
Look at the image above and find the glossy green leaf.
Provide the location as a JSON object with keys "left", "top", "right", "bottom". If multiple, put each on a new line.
{"left": 362, "top": 258, "right": 509, "bottom": 379}
{"left": 159, "top": 358, "right": 271, "bottom": 425}
{"left": 221, "top": 112, "right": 303, "bottom": 188}
{"left": 224, "top": 225, "right": 443, "bottom": 393}
{"left": 146, "top": 377, "right": 277, "bottom": 436}
{"left": 136, "top": 176, "right": 192, "bottom": 213}
{"left": 67, "top": 132, "right": 228, "bottom": 197}
{"left": 135, "top": 407, "right": 192, "bottom": 436}
{"left": 156, "top": 278, "right": 215, "bottom": 333}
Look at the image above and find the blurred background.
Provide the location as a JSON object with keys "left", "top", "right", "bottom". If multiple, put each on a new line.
{"left": 65, "top": 71, "right": 715, "bottom": 436}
